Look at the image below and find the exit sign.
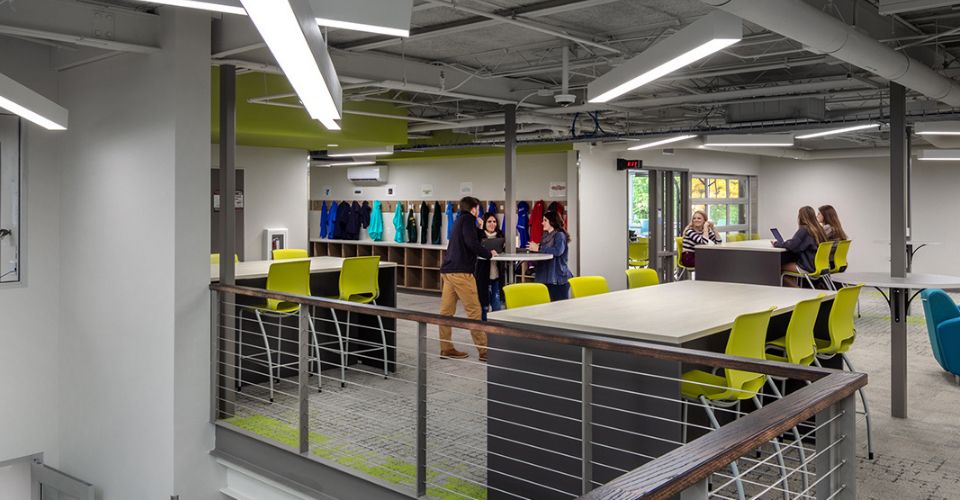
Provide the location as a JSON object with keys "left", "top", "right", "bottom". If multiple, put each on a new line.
{"left": 617, "top": 158, "right": 642, "bottom": 170}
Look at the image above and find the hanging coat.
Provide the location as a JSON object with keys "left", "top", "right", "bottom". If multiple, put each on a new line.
{"left": 517, "top": 201, "right": 531, "bottom": 249}
{"left": 346, "top": 201, "right": 362, "bottom": 240}
{"left": 486, "top": 201, "right": 497, "bottom": 219}
{"left": 431, "top": 201, "right": 443, "bottom": 245}
{"left": 334, "top": 201, "right": 351, "bottom": 240}
{"left": 548, "top": 201, "right": 567, "bottom": 227}
{"left": 319, "top": 201, "right": 329, "bottom": 239}
{"left": 419, "top": 202, "right": 430, "bottom": 244}
{"left": 529, "top": 200, "right": 546, "bottom": 244}
{"left": 327, "top": 201, "right": 338, "bottom": 240}
{"left": 369, "top": 200, "right": 384, "bottom": 241}
{"left": 361, "top": 201, "right": 371, "bottom": 229}
{"left": 445, "top": 202, "right": 455, "bottom": 241}
{"left": 393, "top": 203, "right": 405, "bottom": 243}
{"left": 407, "top": 208, "right": 418, "bottom": 243}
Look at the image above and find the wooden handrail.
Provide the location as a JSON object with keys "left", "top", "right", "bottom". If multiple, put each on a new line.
{"left": 211, "top": 283, "right": 833, "bottom": 381}
{"left": 582, "top": 371, "right": 866, "bottom": 499}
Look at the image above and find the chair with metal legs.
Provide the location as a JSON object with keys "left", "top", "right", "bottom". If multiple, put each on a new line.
{"left": 781, "top": 241, "right": 835, "bottom": 289}
{"left": 317, "top": 256, "right": 389, "bottom": 389}
{"left": 238, "top": 259, "right": 320, "bottom": 402}
{"left": 675, "top": 236, "right": 694, "bottom": 280}
{"left": 273, "top": 248, "right": 309, "bottom": 260}
{"left": 681, "top": 306, "right": 790, "bottom": 500}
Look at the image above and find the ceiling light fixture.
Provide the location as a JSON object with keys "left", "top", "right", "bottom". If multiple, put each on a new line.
{"left": 327, "top": 146, "right": 394, "bottom": 157}
{"left": 240, "top": 0, "right": 342, "bottom": 130}
{"left": 588, "top": 11, "right": 741, "bottom": 104}
{"left": 917, "top": 149, "right": 960, "bottom": 161}
{"left": 795, "top": 123, "right": 879, "bottom": 139}
{"left": 915, "top": 121, "right": 960, "bottom": 136}
{"left": 0, "top": 72, "right": 67, "bottom": 130}
{"left": 310, "top": 0, "right": 412, "bottom": 37}
{"left": 315, "top": 17, "right": 408, "bottom": 37}
{"left": 627, "top": 134, "right": 697, "bottom": 151}
{"left": 329, "top": 161, "right": 377, "bottom": 167}
{"left": 703, "top": 134, "right": 794, "bottom": 147}
{"left": 133, "top": 0, "right": 246, "bottom": 15}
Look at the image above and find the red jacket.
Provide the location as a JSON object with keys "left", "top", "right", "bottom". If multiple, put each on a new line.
{"left": 529, "top": 200, "right": 546, "bottom": 244}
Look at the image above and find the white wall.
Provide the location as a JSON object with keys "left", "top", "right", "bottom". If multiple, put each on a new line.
{"left": 758, "top": 155, "right": 960, "bottom": 276}
{"left": 212, "top": 145, "right": 310, "bottom": 260}
{"left": 56, "top": 9, "right": 214, "bottom": 499}
{"left": 0, "top": 463, "right": 31, "bottom": 499}
{"left": 308, "top": 152, "right": 570, "bottom": 243}
{"left": 575, "top": 144, "right": 762, "bottom": 290}
{"left": 0, "top": 38, "right": 62, "bottom": 469}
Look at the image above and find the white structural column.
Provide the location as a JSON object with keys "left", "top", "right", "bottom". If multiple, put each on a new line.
{"left": 504, "top": 105, "right": 517, "bottom": 250}
{"left": 889, "top": 82, "right": 909, "bottom": 418}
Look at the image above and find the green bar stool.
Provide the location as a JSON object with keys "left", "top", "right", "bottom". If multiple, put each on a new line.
{"left": 273, "top": 248, "right": 309, "bottom": 260}
{"left": 628, "top": 238, "right": 649, "bottom": 268}
{"left": 675, "top": 236, "right": 694, "bottom": 280}
{"left": 239, "top": 260, "right": 319, "bottom": 402}
{"left": 502, "top": 283, "right": 551, "bottom": 309}
{"left": 813, "top": 284, "right": 874, "bottom": 459}
{"left": 681, "top": 306, "right": 789, "bottom": 500}
{"left": 318, "top": 256, "right": 388, "bottom": 389}
{"left": 568, "top": 276, "right": 609, "bottom": 298}
{"left": 210, "top": 253, "right": 239, "bottom": 264}
{"left": 781, "top": 241, "right": 835, "bottom": 289}
{"left": 625, "top": 268, "right": 659, "bottom": 289}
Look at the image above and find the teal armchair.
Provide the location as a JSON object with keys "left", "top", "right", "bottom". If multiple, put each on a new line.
{"left": 921, "top": 289, "right": 960, "bottom": 384}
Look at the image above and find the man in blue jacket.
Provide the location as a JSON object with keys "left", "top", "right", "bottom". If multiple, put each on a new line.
{"left": 439, "top": 197, "right": 498, "bottom": 361}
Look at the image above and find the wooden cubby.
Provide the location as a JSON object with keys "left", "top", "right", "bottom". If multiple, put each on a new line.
{"left": 310, "top": 239, "right": 447, "bottom": 293}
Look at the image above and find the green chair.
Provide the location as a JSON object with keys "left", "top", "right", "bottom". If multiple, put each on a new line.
{"left": 625, "top": 268, "right": 659, "bottom": 289}
{"left": 781, "top": 241, "right": 835, "bottom": 290}
{"left": 813, "top": 284, "right": 873, "bottom": 459}
{"left": 675, "top": 236, "right": 694, "bottom": 280}
{"left": 317, "top": 256, "right": 388, "bottom": 388}
{"left": 210, "top": 253, "right": 239, "bottom": 264}
{"left": 503, "top": 283, "right": 551, "bottom": 309}
{"left": 273, "top": 248, "right": 309, "bottom": 260}
{"left": 827, "top": 240, "right": 851, "bottom": 290}
{"left": 726, "top": 233, "right": 747, "bottom": 242}
{"left": 569, "top": 276, "right": 609, "bottom": 299}
{"left": 239, "top": 260, "right": 320, "bottom": 402}
{"left": 681, "top": 307, "right": 788, "bottom": 500}
{"left": 628, "top": 238, "right": 649, "bottom": 268}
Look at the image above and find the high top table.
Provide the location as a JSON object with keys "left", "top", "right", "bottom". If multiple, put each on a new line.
{"left": 695, "top": 239, "right": 786, "bottom": 286}
{"left": 485, "top": 281, "right": 833, "bottom": 498}
{"left": 490, "top": 252, "right": 552, "bottom": 284}
{"left": 831, "top": 272, "right": 960, "bottom": 418}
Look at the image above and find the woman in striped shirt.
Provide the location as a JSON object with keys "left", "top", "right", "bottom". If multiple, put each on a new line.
{"left": 680, "top": 210, "right": 721, "bottom": 268}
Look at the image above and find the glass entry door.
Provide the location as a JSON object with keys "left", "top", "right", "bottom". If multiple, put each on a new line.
{"left": 627, "top": 167, "right": 689, "bottom": 282}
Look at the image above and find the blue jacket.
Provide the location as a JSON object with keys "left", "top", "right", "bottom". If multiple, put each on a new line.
{"left": 517, "top": 201, "right": 530, "bottom": 248}
{"left": 393, "top": 203, "right": 405, "bottom": 243}
{"left": 368, "top": 200, "right": 384, "bottom": 241}
{"left": 327, "top": 201, "right": 338, "bottom": 240}
{"left": 319, "top": 201, "right": 329, "bottom": 239}
{"left": 445, "top": 202, "right": 455, "bottom": 241}
{"left": 535, "top": 230, "right": 573, "bottom": 285}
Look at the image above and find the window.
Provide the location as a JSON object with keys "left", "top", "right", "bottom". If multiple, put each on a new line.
{"left": 628, "top": 171, "right": 649, "bottom": 236}
{"left": 0, "top": 115, "right": 21, "bottom": 284}
{"left": 690, "top": 174, "right": 756, "bottom": 241}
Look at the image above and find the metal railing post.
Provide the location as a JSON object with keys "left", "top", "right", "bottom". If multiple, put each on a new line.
{"left": 416, "top": 321, "right": 428, "bottom": 497}
{"left": 299, "top": 308, "right": 310, "bottom": 454}
{"left": 581, "top": 347, "right": 593, "bottom": 495}
{"left": 815, "top": 393, "right": 856, "bottom": 499}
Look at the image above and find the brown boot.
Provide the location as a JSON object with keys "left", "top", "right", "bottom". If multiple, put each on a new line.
{"left": 478, "top": 349, "right": 488, "bottom": 363}
{"left": 440, "top": 349, "right": 468, "bottom": 359}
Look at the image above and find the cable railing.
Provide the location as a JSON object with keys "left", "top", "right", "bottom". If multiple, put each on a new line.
{"left": 210, "top": 283, "right": 866, "bottom": 500}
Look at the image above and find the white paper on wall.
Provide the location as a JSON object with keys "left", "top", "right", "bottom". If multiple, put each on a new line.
{"left": 549, "top": 181, "right": 567, "bottom": 198}
{"left": 421, "top": 184, "right": 434, "bottom": 197}
{"left": 459, "top": 182, "right": 473, "bottom": 195}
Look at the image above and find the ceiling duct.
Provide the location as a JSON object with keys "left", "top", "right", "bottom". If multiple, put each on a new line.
{"left": 702, "top": 0, "right": 960, "bottom": 107}
{"left": 726, "top": 97, "right": 824, "bottom": 123}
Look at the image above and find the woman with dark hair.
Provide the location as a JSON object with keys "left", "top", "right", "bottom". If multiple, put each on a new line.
{"left": 774, "top": 206, "right": 828, "bottom": 287}
{"left": 817, "top": 205, "right": 848, "bottom": 241}
{"left": 528, "top": 210, "right": 574, "bottom": 301}
{"left": 476, "top": 213, "right": 505, "bottom": 319}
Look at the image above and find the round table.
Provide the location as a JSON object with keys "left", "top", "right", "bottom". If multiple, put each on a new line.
{"left": 832, "top": 271, "right": 960, "bottom": 418}
{"left": 871, "top": 241, "right": 942, "bottom": 271}
{"left": 490, "top": 253, "right": 553, "bottom": 284}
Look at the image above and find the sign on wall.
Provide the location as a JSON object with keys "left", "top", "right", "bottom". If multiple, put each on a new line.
{"left": 384, "top": 184, "right": 397, "bottom": 197}
{"left": 459, "top": 182, "right": 473, "bottom": 195}
{"left": 421, "top": 184, "right": 434, "bottom": 197}
{"left": 549, "top": 181, "right": 567, "bottom": 198}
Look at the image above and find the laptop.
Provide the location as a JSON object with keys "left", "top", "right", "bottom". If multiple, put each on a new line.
{"left": 481, "top": 237, "right": 506, "bottom": 253}
{"left": 770, "top": 228, "right": 784, "bottom": 244}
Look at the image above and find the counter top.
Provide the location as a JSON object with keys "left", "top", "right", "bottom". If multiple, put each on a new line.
{"left": 211, "top": 256, "right": 397, "bottom": 282}
{"left": 697, "top": 239, "right": 785, "bottom": 253}
{"left": 488, "top": 280, "right": 831, "bottom": 345}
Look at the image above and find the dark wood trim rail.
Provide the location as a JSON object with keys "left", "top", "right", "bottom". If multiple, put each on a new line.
{"left": 582, "top": 371, "right": 867, "bottom": 500}
{"left": 211, "top": 283, "right": 834, "bottom": 381}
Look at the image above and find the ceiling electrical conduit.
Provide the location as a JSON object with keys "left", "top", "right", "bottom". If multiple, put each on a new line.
{"left": 406, "top": 113, "right": 580, "bottom": 133}
{"left": 701, "top": 0, "right": 960, "bottom": 106}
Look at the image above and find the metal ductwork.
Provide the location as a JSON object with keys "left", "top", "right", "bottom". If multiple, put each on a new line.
{"left": 702, "top": 0, "right": 960, "bottom": 106}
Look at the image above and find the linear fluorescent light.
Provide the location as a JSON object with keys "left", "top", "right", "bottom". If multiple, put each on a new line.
{"left": 315, "top": 17, "right": 408, "bottom": 37}
{"left": 0, "top": 72, "right": 67, "bottom": 130}
{"left": 327, "top": 146, "right": 394, "bottom": 157}
{"left": 917, "top": 149, "right": 960, "bottom": 161}
{"left": 627, "top": 134, "right": 697, "bottom": 151}
{"left": 588, "top": 11, "right": 741, "bottom": 103}
{"left": 241, "top": 0, "right": 342, "bottom": 130}
{"left": 795, "top": 123, "right": 879, "bottom": 139}
{"left": 329, "top": 161, "right": 376, "bottom": 166}
{"left": 915, "top": 121, "right": 960, "bottom": 136}
{"left": 133, "top": 0, "right": 247, "bottom": 15}
{"left": 703, "top": 134, "right": 794, "bottom": 147}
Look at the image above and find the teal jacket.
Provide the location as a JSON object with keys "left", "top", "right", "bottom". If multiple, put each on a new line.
{"left": 392, "top": 203, "right": 405, "bottom": 243}
{"left": 369, "top": 200, "right": 384, "bottom": 241}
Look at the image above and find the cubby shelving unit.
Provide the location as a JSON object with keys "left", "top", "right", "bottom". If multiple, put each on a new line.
{"left": 311, "top": 239, "right": 448, "bottom": 292}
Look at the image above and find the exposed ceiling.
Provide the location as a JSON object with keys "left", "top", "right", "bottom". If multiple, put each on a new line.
{"left": 9, "top": 0, "right": 960, "bottom": 151}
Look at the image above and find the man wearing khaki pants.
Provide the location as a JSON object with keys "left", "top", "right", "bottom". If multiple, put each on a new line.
{"left": 439, "top": 197, "right": 498, "bottom": 361}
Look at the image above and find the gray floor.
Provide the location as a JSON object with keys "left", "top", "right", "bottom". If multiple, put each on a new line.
{"left": 229, "top": 289, "right": 960, "bottom": 499}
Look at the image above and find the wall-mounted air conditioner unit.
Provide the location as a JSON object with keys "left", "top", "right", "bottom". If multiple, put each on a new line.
{"left": 347, "top": 165, "right": 388, "bottom": 185}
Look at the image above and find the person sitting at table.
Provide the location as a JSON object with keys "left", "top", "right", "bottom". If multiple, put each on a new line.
{"left": 476, "top": 213, "right": 505, "bottom": 320}
{"left": 527, "top": 210, "right": 573, "bottom": 301}
{"left": 817, "top": 204, "right": 848, "bottom": 241}
{"left": 681, "top": 210, "right": 721, "bottom": 268}
{"left": 774, "top": 206, "right": 827, "bottom": 287}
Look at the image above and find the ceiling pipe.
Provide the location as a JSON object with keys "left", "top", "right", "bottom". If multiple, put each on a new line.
{"left": 702, "top": 0, "right": 960, "bottom": 107}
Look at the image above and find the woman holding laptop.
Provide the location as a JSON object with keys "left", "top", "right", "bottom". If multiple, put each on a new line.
{"left": 774, "top": 206, "right": 827, "bottom": 287}
{"left": 476, "top": 213, "right": 506, "bottom": 319}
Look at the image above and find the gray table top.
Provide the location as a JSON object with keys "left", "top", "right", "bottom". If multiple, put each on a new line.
{"left": 211, "top": 256, "right": 397, "bottom": 282}
{"left": 490, "top": 253, "right": 553, "bottom": 262}
{"left": 832, "top": 271, "right": 960, "bottom": 289}
{"left": 697, "top": 239, "right": 785, "bottom": 253}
